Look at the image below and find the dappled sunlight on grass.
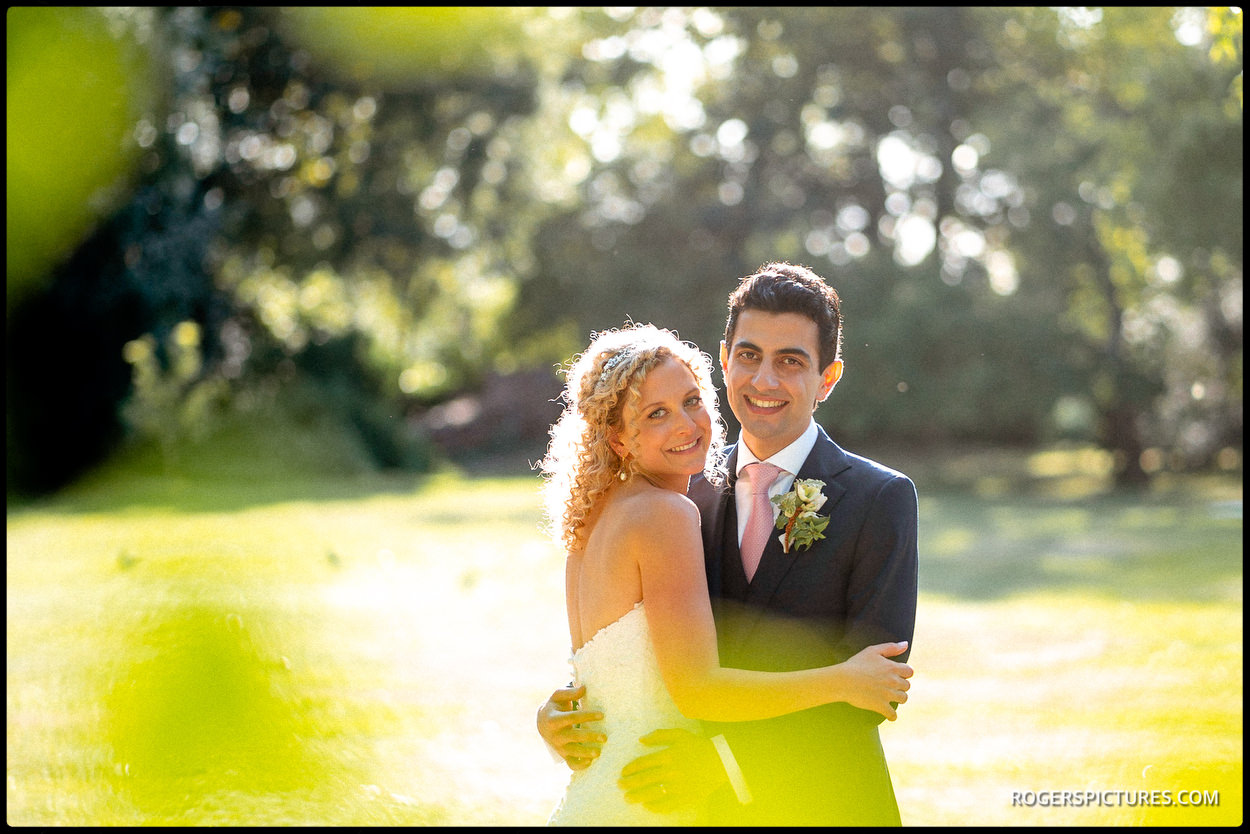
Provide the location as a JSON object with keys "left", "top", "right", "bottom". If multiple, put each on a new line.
{"left": 7, "top": 444, "right": 1242, "bottom": 825}
{"left": 917, "top": 489, "right": 1242, "bottom": 604}
{"left": 7, "top": 471, "right": 571, "bottom": 825}
{"left": 889, "top": 593, "right": 1242, "bottom": 825}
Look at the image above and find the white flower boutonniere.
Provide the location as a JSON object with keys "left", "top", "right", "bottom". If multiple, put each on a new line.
{"left": 771, "top": 478, "right": 830, "bottom": 553}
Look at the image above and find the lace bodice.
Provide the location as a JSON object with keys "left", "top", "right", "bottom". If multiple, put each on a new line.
{"left": 548, "top": 602, "right": 700, "bottom": 826}
{"left": 573, "top": 602, "right": 683, "bottom": 727}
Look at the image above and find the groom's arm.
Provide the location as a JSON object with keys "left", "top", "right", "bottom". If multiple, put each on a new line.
{"left": 536, "top": 683, "right": 606, "bottom": 770}
{"left": 618, "top": 727, "right": 750, "bottom": 812}
{"left": 707, "top": 472, "right": 919, "bottom": 806}
{"left": 835, "top": 473, "right": 919, "bottom": 668}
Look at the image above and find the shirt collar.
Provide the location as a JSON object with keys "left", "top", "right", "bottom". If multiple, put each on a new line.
{"left": 735, "top": 419, "right": 820, "bottom": 479}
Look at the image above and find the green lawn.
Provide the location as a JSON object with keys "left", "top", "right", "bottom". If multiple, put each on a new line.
{"left": 893, "top": 491, "right": 1242, "bottom": 826}
{"left": 6, "top": 441, "right": 1243, "bottom": 826}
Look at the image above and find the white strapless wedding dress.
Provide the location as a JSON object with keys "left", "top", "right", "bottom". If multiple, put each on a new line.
{"left": 548, "top": 602, "right": 701, "bottom": 826}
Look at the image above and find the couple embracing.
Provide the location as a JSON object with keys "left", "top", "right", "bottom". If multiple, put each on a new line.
{"left": 537, "top": 263, "right": 919, "bottom": 826}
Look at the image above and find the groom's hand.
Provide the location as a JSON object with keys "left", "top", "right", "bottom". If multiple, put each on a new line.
{"left": 618, "top": 728, "right": 728, "bottom": 813}
{"left": 536, "top": 684, "right": 606, "bottom": 771}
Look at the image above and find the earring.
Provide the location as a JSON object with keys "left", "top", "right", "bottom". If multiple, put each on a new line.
{"left": 619, "top": 470, "right": 627, "bottom": 481}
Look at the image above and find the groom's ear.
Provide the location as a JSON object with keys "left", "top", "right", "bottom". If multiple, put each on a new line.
{"left": 816, "top": 360, "right": 843, "bottom": 403}
{"left": 719, "top": 341, "right": 729, "bottom": 373}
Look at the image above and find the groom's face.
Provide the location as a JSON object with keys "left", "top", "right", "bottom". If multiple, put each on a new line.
{"left": 721, "top": 309, "right": 842, "bottom": 460}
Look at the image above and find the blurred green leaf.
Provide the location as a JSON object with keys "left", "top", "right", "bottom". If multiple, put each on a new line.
{"left": 6, "top": 7, "right": 157, "bottom": 305}
{"left": 278, "top": 7, "right": 526, "bottom": 87}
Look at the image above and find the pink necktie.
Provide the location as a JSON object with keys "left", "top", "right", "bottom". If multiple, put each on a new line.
{"left": 740, "top": 462, "right": 783, "bottom": 582}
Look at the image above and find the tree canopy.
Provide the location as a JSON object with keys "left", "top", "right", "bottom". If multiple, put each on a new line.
{"left": 6, "top": 7, "right": 1242, "bottom": 493}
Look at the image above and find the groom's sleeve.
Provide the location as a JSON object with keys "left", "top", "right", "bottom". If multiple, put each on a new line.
{"left": 700, "top": 472, "right": 919, "bottom": 823}
{"left": 710, "top": 734, "right": 753, "bottom": 804}
{"left": 835, "top": 473, "right": 919, "bottom": 666}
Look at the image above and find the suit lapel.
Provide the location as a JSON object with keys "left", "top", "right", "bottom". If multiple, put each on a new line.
{"left": 743, "top": 426, "right": 852, "bottom": 608}
{"left": 699, "top": 446, "right": 739, "bottom": 601}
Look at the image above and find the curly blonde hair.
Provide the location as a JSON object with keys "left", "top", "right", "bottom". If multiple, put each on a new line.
{"left": 538, "top": 323, "right": 727, "bottom": 553}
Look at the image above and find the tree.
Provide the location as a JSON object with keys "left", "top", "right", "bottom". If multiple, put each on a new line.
{"left": 511, "top": 7, "right": 1242, "bottom": 482}
{"left": 7, "top": 7, "right": 1241, "bottom": 494}
{"left": 7, "top": 7, "right": 574, "bottom": 491}
{"left": 969, "top": 7, "right": 1242, "bottom": 483}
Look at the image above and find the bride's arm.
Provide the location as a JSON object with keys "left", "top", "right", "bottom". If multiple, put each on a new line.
{"left": 630, "top": 493, "right": 911, "bottom": 723}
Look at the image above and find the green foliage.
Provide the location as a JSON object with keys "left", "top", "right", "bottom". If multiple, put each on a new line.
{"left": 6, "top": 7, "right": 158, "bottom": 306}
{"left": 5, "top": 167, "right": 234, "bottom": 497}
{"left": 278, "top": 8, "right": 529, "bottom": 87}
{"left": 7, "top": 7, "right": 549, "bottom": 493}
{"left": 121, "top": 321, "right": 228, "bottom": 470}
{"left": 292, "top": 333, "right": 435, "bottom": 471}
{"left": 173, "top": 6, "right": 552, "bottom": 403}
{"left": 5, "top": 7, "right": 1242, "bottom": 495}
{"left": 965, "top": 7, "right": 1242, "bottom": 480}
{"left": 513, "top": 7, "right": 1241, "bottom": 482}
{"left": 100, "top": 373, "right": 419, "bottom": 494}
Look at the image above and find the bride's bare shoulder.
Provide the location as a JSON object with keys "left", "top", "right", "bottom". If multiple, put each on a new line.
{"left": 617, "top": 484, "right": 697, "bottom": 512}
{"left": 605, "top": 487, "right": 699, "bottom": 538}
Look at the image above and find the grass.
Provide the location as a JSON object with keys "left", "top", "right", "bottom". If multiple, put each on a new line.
{"left": 6, "top": 432, "right": 1243, "bottom": 826}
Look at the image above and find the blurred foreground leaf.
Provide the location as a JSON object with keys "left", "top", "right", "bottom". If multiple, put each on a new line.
{"left": 105, "top": 604, "right": 322, "bottom": 807}
{"left": 278, "top": 7, "right": 526, "bottom": 87}
{"left": 6, "top": 7, "right": 157, "bottom": 305}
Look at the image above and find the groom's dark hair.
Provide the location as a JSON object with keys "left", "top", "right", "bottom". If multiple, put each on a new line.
{"left": 724, "top": 262, "right": 843, "bottom": 371}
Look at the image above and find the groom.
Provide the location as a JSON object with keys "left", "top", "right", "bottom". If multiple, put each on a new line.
{"left": 539, "top": 262, "right": 918, "bottom": 826}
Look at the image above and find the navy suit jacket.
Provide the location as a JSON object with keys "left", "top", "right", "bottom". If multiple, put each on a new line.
{"left": 690, "top": 424, "right": 918, "bottom": 826}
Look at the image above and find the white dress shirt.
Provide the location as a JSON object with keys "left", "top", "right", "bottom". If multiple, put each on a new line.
{"left": 733, "top": 419, "right": 821, "bottom": 546}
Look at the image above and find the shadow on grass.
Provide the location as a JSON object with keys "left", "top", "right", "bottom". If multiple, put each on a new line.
{"left": 9, "top": 436, "right": 547, "bottom": 517}
{"left": 12, "top": 433, "right": 1242, "bottom": 608}
{"left": 847, "top": 441, "right": 1243, "bottom": 606}
{"left": 916, "top": 491, "right": 1242, "bottom": 605}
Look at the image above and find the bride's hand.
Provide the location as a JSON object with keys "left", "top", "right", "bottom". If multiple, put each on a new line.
{"left": 537, "top": 684, "right": 607, "bottom": 771}
{"left": 840, "top": 642, "right": 913, "bottom": 721}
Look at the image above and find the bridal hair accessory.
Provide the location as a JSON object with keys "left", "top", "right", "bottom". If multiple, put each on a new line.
{"left": 772, "top": 479, "right": 830, "bottom": 553}
{"left": 602, "top": 347, "right": 633, "bottom": 375}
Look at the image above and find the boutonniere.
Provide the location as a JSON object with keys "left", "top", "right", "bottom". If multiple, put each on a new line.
{"left": 772, "top": 478, "right": 830, "bottom": 553}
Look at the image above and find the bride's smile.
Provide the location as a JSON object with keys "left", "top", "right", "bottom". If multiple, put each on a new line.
{"left": 543, "top": 265, "right": 916, "bottom": 827}
{"left": 611, "top": 356, "right": 713, "bottom": 491}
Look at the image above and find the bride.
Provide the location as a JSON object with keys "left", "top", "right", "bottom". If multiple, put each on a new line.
{"left": 538, "top": 323, "right": 912, "bottom": 826}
